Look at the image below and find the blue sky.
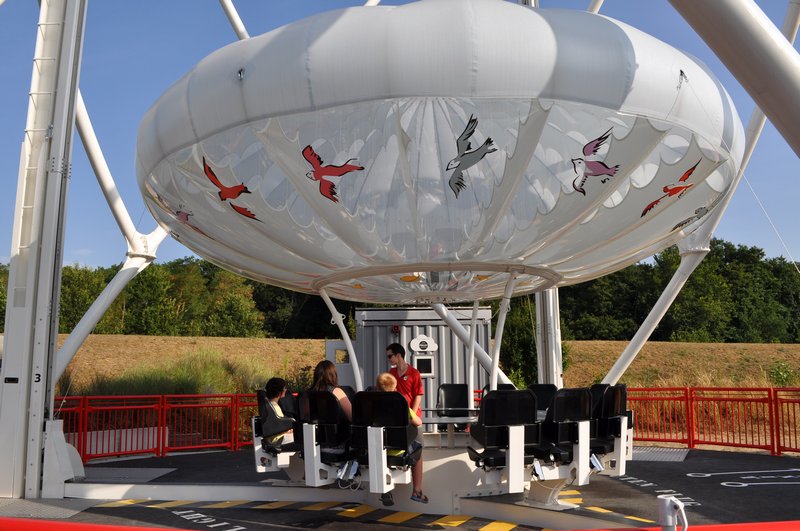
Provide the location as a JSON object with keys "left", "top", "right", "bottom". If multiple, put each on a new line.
{"left": 1, "top": 1, "right": 798, "bottom": 268}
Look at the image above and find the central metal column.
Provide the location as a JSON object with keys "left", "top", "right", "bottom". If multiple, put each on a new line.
{"left": 535, "top": 288, "right": 563, "bottom": 387}
{"left": 0, "top": 0, "right": 87, "bottom": 498}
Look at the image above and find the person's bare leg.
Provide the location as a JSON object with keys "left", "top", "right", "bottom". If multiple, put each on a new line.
{"left": 412, "top": 458, "right": 423, "bottom": 493}
{"left": 411, "top": 457, "right": 428, "bottom": 503}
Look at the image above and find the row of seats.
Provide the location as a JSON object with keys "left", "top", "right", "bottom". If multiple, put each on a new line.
{"left": 254, "top": 390, "right": 420, "bottom": 469}
{"left": 467, "top": 383, "right": 630, "bottom": 470}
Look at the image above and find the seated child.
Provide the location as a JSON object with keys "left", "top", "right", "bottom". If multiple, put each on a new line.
{"left": 375, "top": 372, "right": 425, "bottom": 507}
{"left": 375, "top": 371, "right": 423, "bottom": 449}
{"left": 265, "top": 377, "right": 294, "bottom": 445}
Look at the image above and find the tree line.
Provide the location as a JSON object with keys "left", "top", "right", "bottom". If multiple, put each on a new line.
{"left": 0, "top": 238, "right": 797, "bottom": 348}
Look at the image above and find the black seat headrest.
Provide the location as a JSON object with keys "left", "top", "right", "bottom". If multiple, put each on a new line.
{"left": 437, "top": 383, "right": 470, "bottom": 416}
{"left": 527, "top": 384, "right": 558, "bottom": 410}
{"left": 352, "top": 392, "right": 409, "bottom": 427}
{"left": 479, "top": 390, "right": 537, "bottom": 426}
{"left": 256, "top": 390, "right": 269, "bottom": 419}
{"left": 548, "top": 388, "right": 591, "bottom": 422}
{"left": 306, "top": 391, "right": 346, "bottom": 424}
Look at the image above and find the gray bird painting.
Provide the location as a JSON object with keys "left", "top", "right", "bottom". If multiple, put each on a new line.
{"left": 446, "top": 115, "right": 497, "bottom": 197}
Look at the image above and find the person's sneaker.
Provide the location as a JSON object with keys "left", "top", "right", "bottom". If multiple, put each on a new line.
{"left": 410, "top": 491, "right": 429, "bottom": 504}
{"left": 380, "top": 492, "right": 394, "bottom": 506}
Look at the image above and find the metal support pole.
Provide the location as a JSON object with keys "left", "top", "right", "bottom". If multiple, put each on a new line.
{"left": 54, "top": 229, "right": 168, "bottom": 382}
{"left": 319, "top": 288, "right": 363, "bottom": 391}
{"left": 587, "top": 0, "right": 604, "bottom": 14}
{"left": 75, "top": 92, "right": 140, "bottom": 249}
{"left": 677, "top": 0, "right": 799, "bottom": 252}
{"left": 490, "top": 273, "right": 518, "bottom": 391}
{"left": 669, "top": 0, "right": 800, "bottom": 156}
{"left": 0, "top": 0, "right": 87, "bottom": 498}
{"left": 218, "top": 0, "right": 250, "bottom": 40}
{"left": 431, "top": 304, "right": 512, "bottom": 385}
{"left": 603, "top": 0, "right": 800, "bottom": 387}
{"left": 535, "top": 288, "right": 564, "bottom": 387}
{"left": 603, "top": 250, "right": 707, "bottom": 385}
{"left": 467, "top": 301, "right": 479, "bottom": 405}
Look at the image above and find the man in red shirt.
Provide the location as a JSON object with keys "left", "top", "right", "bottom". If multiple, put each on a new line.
{"left": 386, "top": 342, "right": 427, "bottom": 503}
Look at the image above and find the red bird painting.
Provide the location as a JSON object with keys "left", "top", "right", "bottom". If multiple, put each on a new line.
{"left": 230, "top": 203, "right": 260, "bottom": 222}
{"left": 641, "top": 160, "right": 701, "bottom": 217}
{"left": 302, "top": 145, "right": 364, "bottom": 203}
{"left": 203, "top": 157, "right": 250, "bottom": 201}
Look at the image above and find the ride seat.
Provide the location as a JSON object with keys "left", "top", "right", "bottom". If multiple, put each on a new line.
{"left": 528, "top": 387, "right": 592, "bottom": 465}
{"left": 593, "top": 384, "right": 631, "bottom": 438}
{"left": 436, "top": 383, "right": 471, "bottom": 432}
{"left": 351, "top": 391, "right": 421, "bottom": 468}
{"left": 304, "top": 390, "right": 356, "bottom": 464}
{"left": 255, "top": 390, "right": 300, "bottom": 454}
{"left": 467, "top": 389, "right": 540, "bottom": 468}
{"left": 588, "top": 384, "right": 616, "bottom": 455}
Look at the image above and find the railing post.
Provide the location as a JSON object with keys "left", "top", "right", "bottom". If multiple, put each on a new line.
{"left": 686, "top": 387, "right": 695, "bottom": 449}
{"left": 770, "top": 387, "right": 779, "bottom": 456}
{"left": 159, "top": 395, "right": 166, "bottom": 457}
{"left": 230, "top": 394, "right": 237, "bottom": 451}
{"left": 79, "top": 396, "right": 87, "bottom": 464}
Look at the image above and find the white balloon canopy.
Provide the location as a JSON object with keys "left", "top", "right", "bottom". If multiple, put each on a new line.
{"left": 136, "top": 0, "right": 744, "bottom": 304}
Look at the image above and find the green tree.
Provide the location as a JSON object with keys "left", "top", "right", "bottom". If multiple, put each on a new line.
{"left": 123, "top": 265, "right": 183, "bottom": 335}
{"left": 165, "top": 257, "right": 211, "bottom": 335}
{"left": 93, "top": 264, "right": 125, "bottom": 334}
{"left": 653, "top": 244, "right": 733, "bottom": 342}
{"left": 560, "top": 263, "right": 659, "bottom": 341}
{"left": 498, "top": 295, "right": 538, "bottom": 386}
{"left": 204, "top": 269, "right": 264, "bottom": 337}
{"left": 767, "top": 257, "right": 800, "bottom": 341}
{"left": 59, "top": 265, "right": 107, "bottom": 332}
{"left": 250, "top": 283, "right": 301, "bottom": 337}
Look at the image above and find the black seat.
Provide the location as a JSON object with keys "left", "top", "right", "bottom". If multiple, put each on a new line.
{"left": 437, "top": 383, "right": 471, "bottom": 431}
{"left": 527, "top": 387, "right": 592, "bottom": 465}
{"left": 588, "top": 384, "right": 616, "bottom": 454}
{"left": 351, "top": 391, "right": 420, "bottom": 467}
{"left": 467, "top": 389, "right": 540, "bottom": 469}
{"left": 594, "top": 384, "right": 630, "bottom": 439}
{"left": 255, "top": 390, "right": 300, "bottom": 454}
{"left": 304, "top": 390, "right": 356, "bottom": 464}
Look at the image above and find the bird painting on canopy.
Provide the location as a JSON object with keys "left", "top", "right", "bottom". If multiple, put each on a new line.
{"left": 641, "top": 160, "right": 700, "bottom": 217}
{"left": 571, "top": 128, "right": 619, "bottom": 196}
{"left": 302, "top": 145, "right": 364, "bottom": 203}
{"left": 446, "top": 114, "right": 497, "bottom": 197}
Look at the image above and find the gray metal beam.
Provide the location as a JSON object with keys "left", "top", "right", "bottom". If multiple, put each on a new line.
{"left": 669, "top": 0, "right": 800, "bottom": 156}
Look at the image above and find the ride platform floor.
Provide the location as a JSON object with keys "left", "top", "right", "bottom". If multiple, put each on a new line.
{"left": 1, "top": 446, "right": 799, "bottom": 530}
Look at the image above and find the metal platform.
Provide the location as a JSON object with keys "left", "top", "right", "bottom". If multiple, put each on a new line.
{"left": 3, "top": 446, "right": 791, "bottom": 530}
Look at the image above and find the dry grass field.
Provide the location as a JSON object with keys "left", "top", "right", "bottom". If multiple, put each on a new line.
{"left": 54, "top": 334, "right": 800, "bottom": 391}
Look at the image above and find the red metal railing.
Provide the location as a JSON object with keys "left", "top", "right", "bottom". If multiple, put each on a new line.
{"left": 163, "top": 394, "right": 237, "bottom": 453}
{"left": 54, "top": 387, "right": 800, "bottom": 462}
{"left": 774, "top": 388, "right": 800, "bottom": 456}
{"left": 628, "top": 387, "right": 692, "bottom": 445}
{"left": 80, "top": 396, "right": 162, "bottom": 462}
{"left": 627, "top": 387, "right": 800, "bottom": 455}
{"left": 235, "top": 394, "right": 258, "bottom": 450}
{"left": 690, "top": 388, "right": 774, "bottom": 452}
